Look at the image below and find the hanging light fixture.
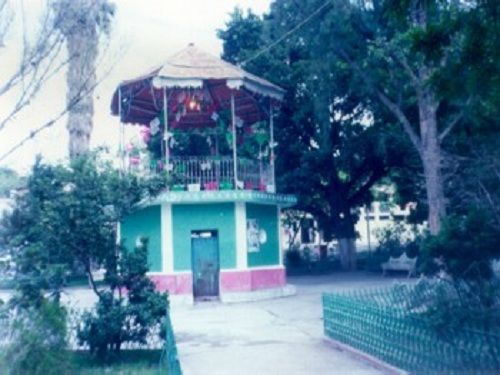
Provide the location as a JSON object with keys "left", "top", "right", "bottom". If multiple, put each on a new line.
{"left": 188, "top": 95, "right": 198, "bottom": 111}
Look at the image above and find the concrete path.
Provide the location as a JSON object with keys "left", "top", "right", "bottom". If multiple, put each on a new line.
{"left": 172, "top": 272, "right": 410, "bottom": 375}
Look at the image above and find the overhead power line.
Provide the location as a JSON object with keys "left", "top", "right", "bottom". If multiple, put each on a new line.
{"left": 240, "top": 0, "right": 333, "bottom": 66}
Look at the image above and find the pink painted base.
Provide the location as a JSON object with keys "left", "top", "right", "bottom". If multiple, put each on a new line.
{"left": 148, "top": 267, "right": 285, "bottom": 295}
{"left": 149, "top": 273, "right": 192, "bottom": 294}
{"left": 220, "top": 268, "right": 286, "bottom": 292}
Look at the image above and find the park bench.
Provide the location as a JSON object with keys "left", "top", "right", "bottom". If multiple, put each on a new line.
{"left": 381, "top": 253, "right": 417, "bottom": 277}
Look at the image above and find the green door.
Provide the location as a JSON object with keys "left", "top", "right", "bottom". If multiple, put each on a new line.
{"left": 191, "top": 231, "right": 219, "bottom": 300}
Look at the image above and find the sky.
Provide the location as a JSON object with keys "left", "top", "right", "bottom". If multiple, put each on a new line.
{"left": 0, "top": 0, "right": 272, "bottom": 174}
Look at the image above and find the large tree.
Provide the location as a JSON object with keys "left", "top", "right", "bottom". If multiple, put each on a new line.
{"left": 54, "top": 0, "right": 115, "bottom": 159}
{"left": 310, "top": 0, "right": 496, "bottom": 234}
{"left": 218, "top": 5, "right": 411, "bottom": 269}
{"left": 240, "top": 0, "right": 498, "bottom": 236}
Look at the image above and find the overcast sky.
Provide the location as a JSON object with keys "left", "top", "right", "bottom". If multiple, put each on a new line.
{"left": 0, "top": 0, "right": 272, "bottom": 173}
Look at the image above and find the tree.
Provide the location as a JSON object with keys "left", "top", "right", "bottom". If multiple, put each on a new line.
{"left": 0, "top": 167, "right": 24, "bottom": 197}
{"left": 54, "top": 0, "right": 115, "bottom": 159}
{"left": 1, "top": 153, "right": 143, "bottom": 302}
{"left": 443, "top": 1, "right": 500, "bottom": 230}
{"left": 1, "top": 153, "right": 168, "bottom": 360}
{"left": 310, "top": 0, "right": 498, "bottom": 234}
{"left": 217, "top": 7, "right": 264, "bottom": 65}
{"left": 218, "top": 5, "right": 412, "bottom": 269}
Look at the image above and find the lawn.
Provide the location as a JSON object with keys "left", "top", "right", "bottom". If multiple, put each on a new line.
{"left": 71, "top": 350, "right": 164, "bottom": 374}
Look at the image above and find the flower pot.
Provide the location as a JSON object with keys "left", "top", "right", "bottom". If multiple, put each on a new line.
{"left": 172, "top": 184, "right": 185, "bottom": 191}
{"left": 187, "top": 183, "right": 201, "bottom": 192}
{"left": 220, "top": 181, "right": 234, "bottom": 190}
{"left": 266, "top": 184, "right": 276, "bottom": 193}
{"left": 204, "top": 181, "right": 219, "bottom": 191}
{"left": 244, "top": 181, "right": 254, "bottom": 190}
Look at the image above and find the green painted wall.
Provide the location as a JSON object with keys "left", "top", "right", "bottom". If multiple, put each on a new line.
{"left": 121, "top": 205, "right": 162, "bottom": 272}
{"left": 172, "top": 203, "right": 236, "bottom": 271}
{"left": 246, "top": 203, "right": 279, "bottom": 267}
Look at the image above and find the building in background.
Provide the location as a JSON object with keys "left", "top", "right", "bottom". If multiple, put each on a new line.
{"left": 282, "top": 201, "right": 418, "bottom": 258}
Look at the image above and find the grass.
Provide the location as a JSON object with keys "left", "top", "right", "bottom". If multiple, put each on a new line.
{"left": 0, "top": 350, "right": 165, "bottom": 374}
{"left": 70, "top": 349, "right": 164, "bottom": 374}
{"left": 0, "top": 276, "right": 107, "bottom": 290}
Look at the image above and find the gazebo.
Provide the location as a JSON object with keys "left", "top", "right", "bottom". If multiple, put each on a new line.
{"left": 111, "top": 44, "right": 296, "bottom": 303}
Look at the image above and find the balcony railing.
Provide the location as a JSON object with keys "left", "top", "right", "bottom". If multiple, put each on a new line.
{"left": 130, "top": 155, "right": 275, "bottom": 192}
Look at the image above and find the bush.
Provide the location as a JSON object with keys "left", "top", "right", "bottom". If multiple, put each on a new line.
{"left": 77, "top": 240, "right": 168, "bottom": 362}
{"left": 394, "top": 277, "right": 500, "bottom": 365}
{"left": 419, "top": 209, "right": 500, "bottom": 280}
{"left": 366, "top": 223, "right": 422, "bottom": 271}
{"left": 285, "top": 247, "right": 304, "bottom": 268}
{"left": 1, "top": 300, "right": 69, "bottom": 374}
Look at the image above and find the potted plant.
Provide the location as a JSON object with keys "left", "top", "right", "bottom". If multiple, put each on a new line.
{"left": 171, "top": 184, "right": 185, "bottom": 191}
{"left": 220, "top": 181, "right": 233, "bottom": 190}
{"left": 204, "top": 181, "right": 219, "bottom": 190}
{"left": 187, "top": 181, "right": 201, "bottom": 192}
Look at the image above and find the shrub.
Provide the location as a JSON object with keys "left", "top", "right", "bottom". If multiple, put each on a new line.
{"left": 285, "top": 247, "right": 304, "bottom": 267}
{"left": 374, "top": 223, "right": 417, "bottom": 257}
{"left": 393, "top": 277, "right": 500, "bottom": 366}
{"left": 77, "top": 240, "right": 168, "bottom": 362}
{"left": 1, "top": 300, "right": 69, "bottom": 374}
{"left": 367, "top": 223, "right": 423, "bottom": 271}
{"left": 419, "top": 209, "right": 500, "bottom": 280}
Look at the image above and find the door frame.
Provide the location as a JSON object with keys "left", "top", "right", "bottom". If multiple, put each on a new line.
{"left": 191, "top": 229, "right": 220, "bottom": 301}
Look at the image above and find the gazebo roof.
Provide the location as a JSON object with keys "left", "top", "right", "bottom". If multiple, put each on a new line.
{"left": 148, "top": 44, "right": 284, "bottom": 98}
{"left": 111, "top": 44, "right": 285, "bottom": 128}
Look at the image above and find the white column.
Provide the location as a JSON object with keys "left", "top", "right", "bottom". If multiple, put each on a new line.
{"left": 116, "top": 222, "right": 121, "bottom": 243}
{"left": 235, "top": 202, "right": 247, "bottom": 269}
{"left": 161, "top": 203, "right": 174, "bottom": 273}
{"left": 231, "top": 92, "right": 238, "bottom": 188}
{"left": 269, "top": 101, "right": 276, "bottom": 189}
{"left": 118, "top": 86, "right": 125, "bottom": 172}
{"left": 277, "top": 205, "right": 284, "bottom": 266}
{"left": 163, "top": 87, "right": 169, "bottom": 172}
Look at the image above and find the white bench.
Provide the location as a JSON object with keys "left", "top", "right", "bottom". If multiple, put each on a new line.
{"left": 381, "top": 253, "right": 417, "bottom": 277}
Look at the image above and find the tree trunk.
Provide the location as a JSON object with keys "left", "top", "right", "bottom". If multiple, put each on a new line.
{"left": 418, "top": 87, "right": 446, "bottom": 234}
{"left": 64, "top": 2, "right": 98, "bottom": 159}
{"left": 338, "top": 237, "right": 357, "bottom": 271}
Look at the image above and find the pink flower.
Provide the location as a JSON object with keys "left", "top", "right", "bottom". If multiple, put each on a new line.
{"left": 140, "top": 127, "right": 151, "bottom": 143}
{"left": 129, "top": 156, "right": 140, "bottom": 165}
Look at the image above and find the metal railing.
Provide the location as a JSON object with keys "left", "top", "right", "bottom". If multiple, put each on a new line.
{"left": 160, "top": 307, "right": 182, "bottom": 375}
{"left": 323, "top": 285, "right": 500, "bottom": 374}
{"left": 136, "top": 155, "right": 275, "bottom": 192}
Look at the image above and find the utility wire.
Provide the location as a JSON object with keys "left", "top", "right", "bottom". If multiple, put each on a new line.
{"left": 240, "top": 0, "right": 333, "bottom": 66}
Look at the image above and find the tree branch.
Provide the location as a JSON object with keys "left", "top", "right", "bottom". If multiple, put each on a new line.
{"left": 438, "top": 100, "right": 469, "bottom": 142}
{"left": 0, "top": 40, "right": 68, "bottom": 132}
{"left": 85, "top": 261, "right": 103, "bottom": 299}
{"left": 375, "top": 89, "right": 422, "bottom": 155}
{"left": 347, "top": 167, "right": 387, "bottom": 206}
{"left": 389, "top": 50, "right": 421, "bottom": 92}
{"left": 0, "top": 42, "right": 119, "bottom": 164}
{"left": 476, "top": 179, "right": 500, "bottom": 227}
{"left": 0, "top": 64, "right": 110, "bottom": 163}
{"left": 336, "top": 48, "right": 423, "bottom": 156}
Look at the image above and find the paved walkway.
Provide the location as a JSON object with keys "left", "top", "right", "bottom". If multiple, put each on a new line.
{"left": 172, "top": 272, "right": 410, "bottom": 375}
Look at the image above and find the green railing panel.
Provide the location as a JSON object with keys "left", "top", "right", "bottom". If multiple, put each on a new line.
{"left": 160, "top": 307, "right": 182, "bottom": 375}
{"left": 322, "top": 287, "right": 500, "bottom": 374}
